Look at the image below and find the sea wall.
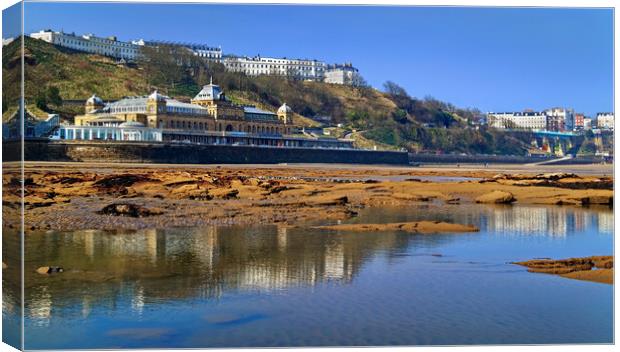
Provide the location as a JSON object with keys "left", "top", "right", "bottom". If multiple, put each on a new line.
{"left": 5, "top": 139, "right": 410, "bottom": 165}
{"left": 408, "top": 153, "right": 606, "bottom": 165}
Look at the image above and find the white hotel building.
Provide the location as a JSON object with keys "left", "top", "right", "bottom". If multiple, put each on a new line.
{"left": 223, "top": 55, "right": 327, "bottom": 81}
{"left": 596, "top": 113, "right": 614, "bottom": 130}
{"left": 487, "top": 111, "right": 547, "bottom": 130}
{"left": 30, "top": 29, "right": 361, "bottom": 85}
{"left": 30, "top": 30, "right": 140, "bottom": 61}
{"left": 324, "top": 63, "right": 364, "bottom": 86}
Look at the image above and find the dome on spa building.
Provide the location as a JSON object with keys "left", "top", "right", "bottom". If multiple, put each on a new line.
{"left": 148, "top": 90, "right": 167, "bottom": 101}
{"left": 278, "top": 103, "right": 292, "bottom": 114}
{"left": 193, "top": 77, "right": 225, "bottom": 101}
{"left": 118, "top": 121, "right": 145, "bottom": 128}
{"left": 86, "top": 94, "right": 103, "bottom": 105}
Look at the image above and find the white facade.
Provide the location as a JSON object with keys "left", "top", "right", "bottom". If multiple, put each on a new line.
{"left": 487, "top": 111, "right": 547, "bottom": 130}
{"left": 583, "top": 118, "right": 593, "bottom": 130}
{"left": 30, "top": 30, "right": 140, "bottom": 61}
{"left": 223, "top": 55, "right": 326, "bottom": 81}
{"left": 596, "top": 113, "right": 614, "bottom": 130}
{"left": 544, "top": 108, "right": 574, "bottom": 131}
{"left": 52, "top": 123, "right": 162, "bottom": 142}
{"left": 324, "top": 63, "right": 363, "bottom": 86}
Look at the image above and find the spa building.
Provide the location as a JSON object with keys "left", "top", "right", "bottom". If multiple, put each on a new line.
{"left": 55, "top": 79, "right": 353, "bottom": 149}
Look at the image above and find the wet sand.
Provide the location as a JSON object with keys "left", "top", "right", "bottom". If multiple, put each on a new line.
{"left": 15, "top": 161, "right": 614, "bottom": 177}
{"left": 2, "top": 162, "right": 612, "bottom": 232}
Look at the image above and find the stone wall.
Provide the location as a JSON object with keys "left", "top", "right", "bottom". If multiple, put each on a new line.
{"left": 408, "top": 152, "right": 606, "bottom": 165}
{"left": 4, "top": 139, "right": 409, "bottom": 165}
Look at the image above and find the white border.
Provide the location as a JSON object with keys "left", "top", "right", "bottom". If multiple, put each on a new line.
{"left": 0, "top": 1, "right": 617, "bottom": 352}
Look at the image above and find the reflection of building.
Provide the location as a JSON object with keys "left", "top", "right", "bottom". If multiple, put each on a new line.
{"left": 28, "top": 287, "right": 52, "bottom": 327}
{"left": 324, "top": 241, "right": 346, "bottom": 279}
{"left": 489, "top": 206, "right": 568, "bottom": 237}
{"left": 598, "top": 212, "right": 614, "bottom": 234}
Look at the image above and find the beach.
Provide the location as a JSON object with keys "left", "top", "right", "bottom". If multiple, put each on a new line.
{"left": 4, "top": 161, "right": 612, "bottom": 232}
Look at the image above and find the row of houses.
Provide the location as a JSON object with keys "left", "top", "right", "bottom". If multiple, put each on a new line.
{"left": 28, "top": 29, "right": 363, "bottom": 85}
{"left": 487, "top": 109, "right": 614, "bottom": 132}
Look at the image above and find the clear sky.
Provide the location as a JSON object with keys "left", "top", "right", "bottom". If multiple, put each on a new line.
{"left": 12, "top": 2, "right": 616, "bottom": 116}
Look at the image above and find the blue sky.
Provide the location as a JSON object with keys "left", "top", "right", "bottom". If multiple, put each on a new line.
{"left": 9, "top": 3, "right": 616, "bottom": 115}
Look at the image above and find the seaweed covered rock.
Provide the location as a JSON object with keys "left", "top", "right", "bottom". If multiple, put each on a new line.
{"left": 98, "top": 203, "right": 162, "bottom": 217}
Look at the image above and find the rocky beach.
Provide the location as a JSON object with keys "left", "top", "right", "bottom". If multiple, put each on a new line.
{"left": 4, "top": 162, "right": 613, "bottom": 231}
{"left": 3, "top": 161, "right": 614, "bottom": 284}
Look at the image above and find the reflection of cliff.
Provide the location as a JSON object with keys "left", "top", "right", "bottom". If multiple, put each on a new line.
{"left": 19, "top": 224, "right": 413, "bottom": 322}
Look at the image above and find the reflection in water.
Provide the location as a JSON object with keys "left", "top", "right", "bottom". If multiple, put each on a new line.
{"left": 489, "top": 206, "right": 613, "bottom": 237}
{"left": 3, "top": 204, "right": 613, "bottom": 348}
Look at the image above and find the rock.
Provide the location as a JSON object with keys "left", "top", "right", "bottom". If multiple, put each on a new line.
{"left": 222, "top": 189, "right": 239, "bottom": 199}
{"left": 580, "top": 196, "right": 613, "bottom": 206}
{"left": 246, "top": 178, "right": 261, "bottom": 186}
{"left": 315, "top": 196, "right": 349, "bottom": 206}
{"left": 98, "top": 203, "right": 162, "bottom": 217}
{"left": 445, "top": 197, "right": 460, "bottom": 204}
{"left": 23, "top": 196, "right": 55, "bottom": 208}
{"left": 475, "top": 190, "right": 516, "bottom": 204}
{"left": 36, "top": 266, "right": 64, "bottom": 275}
{"left": 513, "top": 255, "right": 613, "bottom": 284}
{"left": 535, "top": 172, "right": 579, "bottom": 180}
{"left": 268, "top": 185, "right": 292, "bottom": 194}
{"left": 93, "top": 174, "right": 151, "bottom": 188}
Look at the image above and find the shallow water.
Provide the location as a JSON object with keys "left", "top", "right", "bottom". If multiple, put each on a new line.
{"left": 3, "top": 204, "right": 614, "bottom": 349}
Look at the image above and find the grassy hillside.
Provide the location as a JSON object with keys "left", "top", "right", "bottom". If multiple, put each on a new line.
{"left": 4, "top": 36, "right": 535, "bottom": 155}
{"left": 3, "top": 37, "right": 150, "bottom": 106}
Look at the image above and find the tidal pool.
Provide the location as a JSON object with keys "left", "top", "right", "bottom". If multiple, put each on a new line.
{"left": 3, "top": 204, "right": 614, "bottom": 349}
